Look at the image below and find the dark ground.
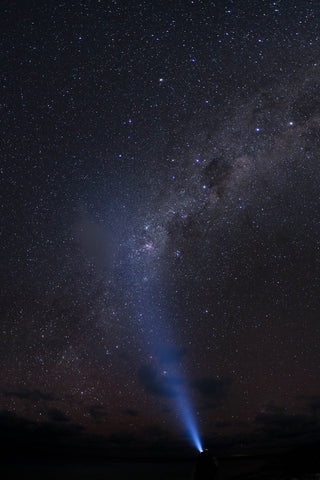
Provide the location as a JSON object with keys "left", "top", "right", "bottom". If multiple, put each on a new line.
{"left": 1, "top": 444, "right": 320, "bottom": 480}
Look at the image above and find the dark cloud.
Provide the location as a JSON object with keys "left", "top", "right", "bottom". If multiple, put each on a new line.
{"left": 0, "top": 410, "right": 33, "bottom": 432}
{"left": 0, "top": 410, "right": 107, "bottom": 461}
{"left": 0, "top": 410, "right": 84, "bottom": 442}
{"left": 251, "top": 407, "right": 320, "bottom": 448}
{"left": 138, "top": 364, "right": 182, "bottom": 398}
{"left": 193, "top": 377, "right": 232, "bottom": 408}
{"left": 124, "top": 409, "right": 139, "bottom": 417}
{"left": 46, "top": 408, "right": 70, "bottom": 422}
{"left": 254, "top": 411, "right": 315, "bottom": 439}
{"left": 36, "top": 420, "right": 85, "bottom": 437}
{"left": 3, "top": 389, "right": 56, "bottom": 402}
{"left": 297, "top": 395, "right": 320, "bottom": 412}
{"left": 85, "top": 404, "right": 106, "bottom": 421}
{"left": 203, "top": 155, "right": 233, "bottom": 196}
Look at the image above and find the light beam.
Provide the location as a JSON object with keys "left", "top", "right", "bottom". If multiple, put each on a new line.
{"left": 176, "top": 391, "right": 203, "bottom": 452}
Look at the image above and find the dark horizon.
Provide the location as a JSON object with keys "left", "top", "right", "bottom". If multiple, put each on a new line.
{"left": 1, "top": 406, "right": 320, "bottom": 462}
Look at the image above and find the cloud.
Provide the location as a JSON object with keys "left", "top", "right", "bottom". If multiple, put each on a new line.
{"left": 36, "top": 420, "right": 84, "bottom": 437}
{"left": 253, "top": 410, "right": 316, "bottom": 440}
{"left": 47, "top": 408, "right": 70, "bottom": 422}
{"left": 3, "top": 389, "right": 56, "bottom": 402}
{"left": 0, "top": 410, "right": 84, "bottom": 441}
{"left": 124, "top": 409, "right": 139, "bottom": 417}
{"left": 138, "top": 364, "right": 182, "bottom": 398}
{"left": 297, "top": 394, "right": 320, "bottom": 412}
{"left": 0, "top": 410, "right": 33, "bottom": 432}
{"left": 193, "top": 377, "right": 232, "bottom": 408}
{"left": 0, "top": 410, "right": 95, "bottom": 461}
{"left": 0, "top": 410, "right": 183, "bottom": 459}
{"left": 203, "top": 155, "right": 233, "bottom": 196}
{"left": 85, "top": 404, "right": 106, "bottom": 421}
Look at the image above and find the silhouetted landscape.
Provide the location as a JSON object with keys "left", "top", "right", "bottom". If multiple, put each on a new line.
{"left": 2, "top": 435, "right": 320, "bottom": 479}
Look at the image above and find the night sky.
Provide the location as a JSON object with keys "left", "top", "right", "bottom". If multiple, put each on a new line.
{"left": 1, "top": 0, "right": 320, "bottom": 457}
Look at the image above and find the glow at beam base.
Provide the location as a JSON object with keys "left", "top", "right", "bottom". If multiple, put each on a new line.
{"left": 193, "top": 436, "right": 203, "bottom": 453}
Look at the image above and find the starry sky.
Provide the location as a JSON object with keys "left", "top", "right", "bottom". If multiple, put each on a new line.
{"left": 1, "top": 0, "right": 320, "bottom": 458}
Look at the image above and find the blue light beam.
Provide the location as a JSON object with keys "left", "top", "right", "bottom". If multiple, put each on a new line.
{"left": 176, "top": 385, "right": 203, "bottom": 452}
{"left": 154, "top": 343, "right": 203, "bottom": 452}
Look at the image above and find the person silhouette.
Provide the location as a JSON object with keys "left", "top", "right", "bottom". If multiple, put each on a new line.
{"left": 193, "top": 449, "right": 218, "bottom": 479}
